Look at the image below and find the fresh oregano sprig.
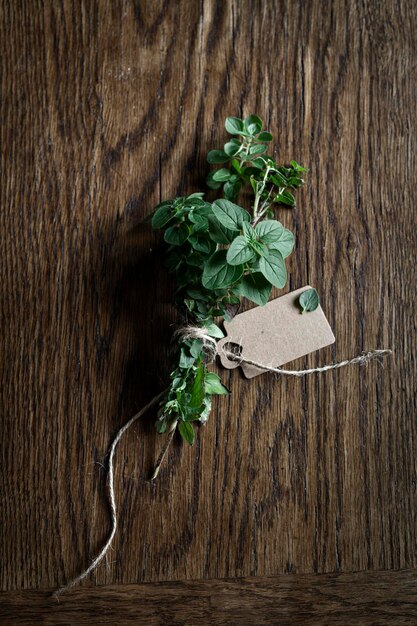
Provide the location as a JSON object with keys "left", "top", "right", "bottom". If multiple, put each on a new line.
{"left": 150, "top": 115, "right": 306, "bottom": 447}
{"left": 206, "top": 114, "right": 306, "bottom": 206}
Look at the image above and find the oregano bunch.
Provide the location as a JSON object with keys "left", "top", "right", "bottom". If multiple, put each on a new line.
{"left": 150, "top": 115, "right": 306, "bottom": 445}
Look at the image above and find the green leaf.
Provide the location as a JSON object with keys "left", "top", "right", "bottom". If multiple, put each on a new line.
{"left": 189, "top": 215, "right": 208, "bottom": 232}
{"left": 164, "top": 223, "right": 189, "bottom": 245}
{"left": 205, "top": 372, "right": 230, "bottom": 395}
{"left": 206, "top": 171, "right": 222, "bottom": 190}
{"left": 179, "top": 347, "right": 195, "bottom": 369}
{"left": 189, "top": 236, "right": 212, "bottom": 254}
{"left": 269, "top": 228, "right": 294, "bottom": 258}
{"left": 271, "top": 171, "right": 288, "bottom": 187}
{"left": 249, "top": 144, "right": 267, "bottom": 155}
{"left": 259, "top": 249, "right": 287, "bottom": 288}
{"left": 243, "top": 114, "right": 263, "bottom": 135}
{"left": 208, "top": 215, "right": 237, "bottom": 244}
{"left": 152, "top": 204, "right": 174, "bottom": 229}
{"left": 196, "top": 301, "right": 209, "bottom": 316}
{"left": 223, "top": 180, "right": 241, "bottom": 201}
{"left": 183, "top": 410, "right": 204, "bottom": 422}
{"left": 230, "top": 158, "right": 243, "bottom": 174}
{"left": 258, "top": 132, "right": 273, "bottom": 142}
{"left": 171, "top": 376, "right": 186, "bottom": 391}
{"left": 187, "top": 288, "right": 208, "bottom": 301}
{"left": 252, "top": 157, "right": 267, "bottom": 169}
{"left": 188, "top": 363, "right": 205, "bottom": 408}
{"left": 189, "top": 203, "right": 212, "bottom": 219}
{"left": 242, "top": 221, "right": 256, "bottom": 240}
{"left": 178, "top": 420, "right": 195, "bottom": 445}
{"left": 187, "top": 252, "right": 205, "bottom": 267}
{"left": 225, "top": 117, "right": 244, "bottom": 134}
{"left": 155, "top": 418, "right": 168, "bottom": 434}
{"left": 207, "top": 150, "right": 229, "bottom": 164}
{"left": 190, "top": 339, "right": 203, "bottom": 357}
{"left": 199, "top": 397, "right": 212, "bottom": 423}
{"left": 290, "top": 160, "right": 307, "bottom": 173}
{"left": 275, "top": 191, "right": 296, "bottom": 207}
{"left": 234, "top": 272, "right": 272, "bottom": 306}
{"left": 186, "top": 192, "right": 205, "bottom": 200}
{"left": 222, "top": 294, "right": 240, "bottom": 305}
{"left": 226, "top": 236, "right": 255, "bottom": 265}
{"left": 212, "top": 169, "right": 231, "bottom": 182}
{"left": 287, "top": 176, "right": 303, "bottom": 189}
{"left": 204, "top": 323, "right": 224, "bottom": 338}
{"left": 224, "top": 141, "right": 241, "bottom": 157}
{"left": 248, "top": 239, "right": 265, "bottom": 256}
{"left": 212, "top": 199, "right": 250, "bottom": 230}
{"left": 202, "top": 250, "right": 243, "bottom": 289}
{"left": 184, "top": 299, "right": 195, "bottom": 312}
{"left": 299, "top": 288, "right": 320, "bottom": 313}
{"left": 255, "top": 220, "right": 284, "bottom": 243}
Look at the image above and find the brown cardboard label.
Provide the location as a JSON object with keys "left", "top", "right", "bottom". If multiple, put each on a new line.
{"left": 217, "top": 286, "right": 335, "bottom": 378}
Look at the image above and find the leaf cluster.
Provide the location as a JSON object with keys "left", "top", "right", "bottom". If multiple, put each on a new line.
{"left": 154, "top": 328, "right": 229, "bottom": 444}
{"left": 152, "top": 195, "right": 294, "bottom": 313}
{"left": 206, "top": 115, "right": 306, "bottom": 208}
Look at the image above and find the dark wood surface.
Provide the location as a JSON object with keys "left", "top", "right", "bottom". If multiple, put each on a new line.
{"left": 1, "top": 570, "right": 417, "bottom": 625}
{"left": 1, "top": 0, "right": 416, "bottom": 618}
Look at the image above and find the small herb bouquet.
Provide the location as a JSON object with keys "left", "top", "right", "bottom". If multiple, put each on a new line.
{"left": 151, "top": 115, "right": 306, "bottom": 446}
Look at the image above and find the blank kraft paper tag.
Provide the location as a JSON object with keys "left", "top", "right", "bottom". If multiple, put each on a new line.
{"left": 217, "top": 286, "right": 335, "bottom": 378}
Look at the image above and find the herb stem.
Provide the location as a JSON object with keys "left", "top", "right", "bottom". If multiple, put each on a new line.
{"left": 150, "top": 422, "right": 177, "bottom": 480}
{"left": 252, "top": 166, "right": 271, "bottom": 223}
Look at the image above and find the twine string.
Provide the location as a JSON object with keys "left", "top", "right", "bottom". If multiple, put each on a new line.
{"left": 54, "top": 390, "right": 166, "bottom": 598}
{"left": 177, "top": 326, "right": 392, "bottom": 375}
{"left": 55, "top": 325, "right": 391, "bottom": 597}
{"left": 223, "top": 348, "right": 392, "bottom": 375}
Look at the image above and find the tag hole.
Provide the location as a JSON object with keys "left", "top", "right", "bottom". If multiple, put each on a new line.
{"left": 223, "top": 342, "right": 242, "bottom": 361}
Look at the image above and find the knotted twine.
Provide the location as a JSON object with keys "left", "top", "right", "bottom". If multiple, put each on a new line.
{"left": 54, "top": 327, "right": 391, "bottom": 597}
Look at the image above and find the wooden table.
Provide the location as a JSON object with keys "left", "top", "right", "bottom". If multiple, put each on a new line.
{"left": 1, "top": 1, "right": 416, "bottom": 623}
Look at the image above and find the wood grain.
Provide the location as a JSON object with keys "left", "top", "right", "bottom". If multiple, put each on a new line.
{"left": 0, "top": 0, "right": 416, "bottom": 606}
{"left": 1, "top": 570, "right": 417, "bottom": 625}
